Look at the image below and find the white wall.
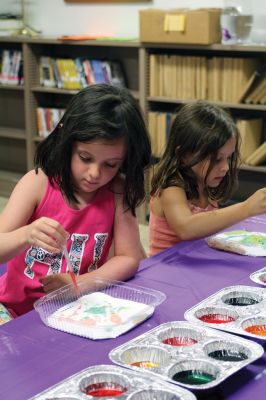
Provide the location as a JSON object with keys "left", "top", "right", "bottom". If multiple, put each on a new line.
{"left": 1, "top": 0, "right": 266, "bottom": 42}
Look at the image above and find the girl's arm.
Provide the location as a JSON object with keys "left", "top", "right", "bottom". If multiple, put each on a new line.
{"left": 161, "top": 186, "right": 266, "bottom": 241}
{"left": 84, "top": 194, "right": 142, "bottom": 281}
{"left": 0, "top": 170, "right": 68, "bottom": 263}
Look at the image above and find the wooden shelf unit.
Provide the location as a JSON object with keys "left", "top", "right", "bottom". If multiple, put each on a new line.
{"left": 142, "top": 42, "right": 266, "bottom": 202}
{"left": 0, "top": 36, "right": 142, "bottom": 201}
{"left": 0, "top": 36, "right": 265, "bottom": 214}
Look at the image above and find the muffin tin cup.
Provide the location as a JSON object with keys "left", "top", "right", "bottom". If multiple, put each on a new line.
{"left": 185, "top": 285, "right": 266, "bottom": 341}
{"left": 119, "top": 345, "right": 171, "bottom": 370}
{"left": 203, "top": 340, "right": 250, "bottom": 362}
{"left": 79, "top": 372, "right": 130, "bottom": 397}
{"left": 241, "top": 316, "right": 266, "bottom": 338}
{"left": 167, "top": 360, "right": 220, "bottom": 387}
{"left": 221, "top": 290, "right": 263, "bottom": 307}
{"left": 250, "top": 267, "right": 266, "bottom": 286}
{"left": 157, "top": 327, "right": 202, "bottom": 348}
{"left": 194, "top": 306, "right": 239, "bottom": 325}
{"left": 128, "top": 389, "right": 184, "bottom": 400}
{"left": 109, "top": 321, "right": 263, "bottom": 390}
{"left": 29, "top": 365, "right": 196, "bottom": 400}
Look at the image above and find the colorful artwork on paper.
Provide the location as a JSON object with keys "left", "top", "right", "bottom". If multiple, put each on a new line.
{"left": 48, "top": 292, "right": 154, "bottom": 339}
{"left": 207, "top": 230, "right": 266, "bottom": 256}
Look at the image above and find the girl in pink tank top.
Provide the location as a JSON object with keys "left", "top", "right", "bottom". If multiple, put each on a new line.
{"left": 0, "top": 84, "right": 151, "bottom": 319}
{"left": 149, "top": 101, "right": 266, "bottom": 256}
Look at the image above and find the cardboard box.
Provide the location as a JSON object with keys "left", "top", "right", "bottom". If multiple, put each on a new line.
{"left": 139, "top": 8, "right": 222, "bottom": 45}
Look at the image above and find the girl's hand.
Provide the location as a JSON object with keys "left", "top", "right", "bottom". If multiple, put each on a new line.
{"left": 40, "top": 273, "right": 75, "bottom": 293}
{"left": 26, "top": 217, "right": 69, "bottom": 253}
{"left": 245, "top": 188, "right": 266, "bottom": 217}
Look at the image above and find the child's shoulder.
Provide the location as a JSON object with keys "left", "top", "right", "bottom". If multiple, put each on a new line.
{"left": 160, "top": 185, "right": 186, "bottom": 200}
{"left": 16, "top": 169, "right": 48, "bottom": 201}
{"left": 20, "top": 168, "right": 47, "bottom": 186}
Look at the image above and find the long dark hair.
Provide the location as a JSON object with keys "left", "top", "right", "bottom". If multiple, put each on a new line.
{"left": 35, "top": 83, "right": 151, "bottom": 215}
{"left": 151, "top": 101, "right": 240, "bottom": 203}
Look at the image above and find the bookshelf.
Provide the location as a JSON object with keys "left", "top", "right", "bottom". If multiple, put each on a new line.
{"left": 0, "top": 36, "right": 266, "bottom": 215}
{"left": 0, "top": 36, "right": 143, "bottom": 200}
{"left": 142, "top": 42, "right": 266, "bottom": 203}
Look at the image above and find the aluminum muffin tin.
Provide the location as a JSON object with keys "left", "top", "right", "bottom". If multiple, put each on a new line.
{"left": 29, "top": 364, "right": 196, "bottom": 400}
{"left": 185, "top": 285, "right": 266, "bottom": 340}
{"left": 250, "top": 267, "right": 266, "bottom": 286}
{"left": 109, "top": 321, "right": 263, "bottom": 390}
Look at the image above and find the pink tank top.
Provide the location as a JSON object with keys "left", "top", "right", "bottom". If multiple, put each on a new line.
{"left": 0, "top": 180, "right": 115, "bottom": 317}
{"left": 148, "top": 198, "right": 218, "bottom": 256}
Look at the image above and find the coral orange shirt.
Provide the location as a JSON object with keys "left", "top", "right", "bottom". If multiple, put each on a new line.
{"left": 148, "top": 198, "right": 218, "bottom": 256}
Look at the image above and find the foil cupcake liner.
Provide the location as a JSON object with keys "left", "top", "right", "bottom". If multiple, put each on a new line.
{"left": 194, "top": 306, "right": 239, "bottom": 324}
{"left": 167, "top": 359, "right": 220, "bottom": 387}
{"left": 119, "top": 345, "right": 171, "bottom": 369}
{"left": 128, "top": 389, "right": 185, "bottom": 399}
{"left": 79, "top": 371, "right": 130, "bottom": 397}
{"left": 250, "top": 267, "right": 266, "bottom": 286}
{"left": 221, "top": 290, "right": 263, "bottom": 306}
{"left": 29, "top": 364, "right": 196, "bottom": 400}
{"left": 157, "top": 326, "right": 202, "bottom": 348}
{"left": 203, "top": 340, "right": 250, "bottom": 362}
{"left": 241, "top": 316, "right": 266, "bottom": 338}
{"left": 184, "top": 285, "right": 266, "bottom": 340}
{"left": 109, "top": 321, "right": 263, "bottom": 390}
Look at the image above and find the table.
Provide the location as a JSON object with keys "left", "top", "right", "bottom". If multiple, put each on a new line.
{"left": 1, "top": 216, "right": 266, "bottom": 400}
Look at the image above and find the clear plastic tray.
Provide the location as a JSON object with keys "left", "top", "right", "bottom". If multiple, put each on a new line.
{"left": 34, "top": 279, "right": 166, "bottom": 339}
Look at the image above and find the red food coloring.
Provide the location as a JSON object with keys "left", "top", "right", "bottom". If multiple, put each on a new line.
{"left": 85, "top": 383, "right": 127, "bottom": 397}
{"left": 162, "top": 337, "right": 197, "bottom": 346}
{"left": 199, "top": 314, "right": 235, "bottom": 324}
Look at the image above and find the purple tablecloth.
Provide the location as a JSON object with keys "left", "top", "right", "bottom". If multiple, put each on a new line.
{"left": 0, "top": 216, "right": 266, "bottom": 399}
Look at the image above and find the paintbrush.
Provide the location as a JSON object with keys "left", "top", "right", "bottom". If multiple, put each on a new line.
{"left": 63, "top": 245, "right": 80, "bottom": 297}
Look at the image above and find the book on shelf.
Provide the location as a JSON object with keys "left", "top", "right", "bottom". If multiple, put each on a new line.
{"left": 149, "top": 54, "right": 158, "bottom": 96}
{"left": 237, "top": 118, "right": 263, "bottom": 162}
{"left": 108, "top": 61, "right": 126, "bottom": 88}
{"left": 245, "top": 141, "right": 266, "bottom": 166}
{"left": 148, "top": 112, "right": 158, "bottom": 156}
{"left": 238, "top": 64, "right": 266, "bottom": 103}
{"left": 36, "top": 107, "right": 65, "bottom": 138}
{"left": 0, "top": 49, "right": 23, "bottom": 85}
{"left": 56, "top": 58, "right": 81, "bottom": 90}
{"left": 50, "top": 58, "right": 63, "bottom": 89}
{"left": 40, "top": 56, "right": 56, "bottom": 88}
{"left": 82, "top": 59, "right": 95, "bottom": 85}
{"left": 90, "top": 60, "right": 106, "bottom": 83}
{"left": 245, "top": 74, "right": 266, "bottom": 104}
{"left": 101, "top": 61, "right": 112, "bottom": 85}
